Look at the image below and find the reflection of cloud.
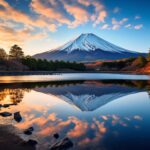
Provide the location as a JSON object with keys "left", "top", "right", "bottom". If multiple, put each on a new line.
{"left": 36, "top": 116, "right": 88, "bottom": 138}
{"left": 95, "top": 120, "right": 107, "bottom": 134}
{"left": 119, "top": 121, "right": 128, "bottom": 127}
{"left": 67, "top": 117, "right": 88, "bottom": 138}
{"left": 133, "top": 115, "right": 143, "bottom": 121}
{"left": 101, "top": 115, "right": 108, "bottom": 121}
{"left": 1, "top": 88, "right": 143, "bottom": 149}
{"left": 112, "top": 114, "right": 120, "bottom": 121}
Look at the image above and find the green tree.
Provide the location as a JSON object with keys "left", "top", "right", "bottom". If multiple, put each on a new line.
{"left": 137, "top": 56, "right": 147, "bottom": 67}
{"left": 9, "top": 45, "right": 24, "bottom": 60}
{"left": 0, "top": 48, "right": 7, "bottom": 60}
{"left": 148, "top": 48, "right": 150, "bottom": 61}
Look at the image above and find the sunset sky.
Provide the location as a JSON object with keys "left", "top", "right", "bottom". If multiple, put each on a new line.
{"left": 0, "top": 0, "right": 150, "bottom": 55}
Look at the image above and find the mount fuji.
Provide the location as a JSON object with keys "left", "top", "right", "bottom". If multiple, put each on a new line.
{"left": 34, "top": 33, "right": 145, "bottom": 62}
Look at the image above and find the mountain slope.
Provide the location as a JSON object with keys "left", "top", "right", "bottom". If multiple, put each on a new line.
{"left": 34, "top": 33, "right": 146, "bottom": 62}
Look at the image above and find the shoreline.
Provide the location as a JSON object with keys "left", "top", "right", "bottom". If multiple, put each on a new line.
{"left": 0, "top": 71, "right": 149, "bottom": 76}
{"left": 0, "top": 125, "right": 35, "bottom": 150}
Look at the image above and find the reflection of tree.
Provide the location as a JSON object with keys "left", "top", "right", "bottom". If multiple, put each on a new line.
{"left": 0, "top": 88, "right": 30, "bottom": 105}
{"left": 101, "top": 80, "right": 150, "bottom": 90}
{"left": 0, "top": 81, "right": 84, "bottom": 89}
{"left": 0, "top": 80, "right": 150, "bottom": 105}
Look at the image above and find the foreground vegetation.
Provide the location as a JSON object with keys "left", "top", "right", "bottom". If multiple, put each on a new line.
{"left": 0, "top": 45, "right": 86, "bottom": 71}
{"left": 86, "top": 53, "right": 150, "bottom": 73}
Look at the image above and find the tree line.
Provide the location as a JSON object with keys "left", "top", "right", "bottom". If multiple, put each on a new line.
{"left": 22, "top": 56, "right": 85, "bottom": 71}
{"left": 0, "top": 45, "right": 86, "bottom": 71}
{"left": 100, "top": 55, "right": 148, "bottom": 71}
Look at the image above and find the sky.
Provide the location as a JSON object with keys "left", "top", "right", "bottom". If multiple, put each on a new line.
{"left": 0, "top": 0, "right": 150, "bottom": 55}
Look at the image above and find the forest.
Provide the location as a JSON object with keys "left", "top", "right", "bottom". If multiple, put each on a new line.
{"left": 0, "top": 45, "right": 86, "bottom": 71}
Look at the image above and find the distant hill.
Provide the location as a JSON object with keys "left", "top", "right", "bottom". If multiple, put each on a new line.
{"left": 34, "top": 33, "right": 146, "bottom": 62}
{"left": 86, "top": 56, "right": 150, "bottom": 73}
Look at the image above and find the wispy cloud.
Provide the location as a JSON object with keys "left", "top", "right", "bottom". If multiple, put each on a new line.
{"left": 134, "top": 24, "right": 143, "bottom": 30}
{"left": 135, "top": 15, "right": 141, "bottom": 20}
{"left": 125, "top": 24, "right": 132, "bottom": 29}
{"left": 111, "top": 18, "right": 128, "bottom": 30}
{"left": 0, "top": 0, "right": 108, "bottom": 48}
{"left": 101, "top": 17, "right": 143, "bottom": 31}
{"left": 100, "top": 24, "right": 110, "bottom": 30}
{"left": 30, "top": 0, "right": 107, "bottom": 28}
{"left": 0, "top": 24, "right": 48, "bottom": 49}
{"left": 0, "top": 0, "right": 145, "bottom": 52}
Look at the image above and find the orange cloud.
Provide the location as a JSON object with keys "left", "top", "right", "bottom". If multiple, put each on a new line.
{"left": 31, "top": 0, "right": 71, "bottom": 25}
{"left": 0, "top": 0, "right": 57, "bottom": 31}
{"left": 0, "top": 24, "right": 47, "bottom": 50}
{"left": 64, "top": 4, "right": 90, "bottom": 28}
{"left": 31, "top": 0, "right": 107, "bottom": 28}
{"left": 94, "top": 10, "right": 107, "bottom": 26}
{"left": 0, "top": 0, "right": 108, "bottom": 50}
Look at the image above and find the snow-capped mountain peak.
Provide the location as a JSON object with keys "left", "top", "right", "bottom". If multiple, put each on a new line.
{"left": 34, "top": 33, "right": 145, "bottom": 61}
{"left": 56, "top": 33, "right": 133, "bottom": 54}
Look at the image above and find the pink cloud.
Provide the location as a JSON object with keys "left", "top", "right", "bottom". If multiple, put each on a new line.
{"left": 134, "top": 24, "right": 143, "bottom": 30}
{"left": 111, "top": 18, "right": 128, "bottom": 30}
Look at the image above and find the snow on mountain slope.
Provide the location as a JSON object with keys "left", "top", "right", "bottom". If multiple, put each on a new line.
{"left": 59, "top": 92, "right": 137, "bottom": 111}
{"left": 35, "top": 83, "right": 143, "bottom": 111}
{"left": 56, "top": 33, "right": 134, "bottom": 54}
{"left": 34, "top": 33, "right": 146, "bottom": 61}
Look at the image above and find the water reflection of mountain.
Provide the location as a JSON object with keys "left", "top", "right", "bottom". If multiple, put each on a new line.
{"left": 35, "top": 81, "right": 145, "bottom": 111}
{"left": 0, "top": 88, "right": 30, "bottom": 106}
{"left": 0, "top": 80, "right": 149, "bottom": 111}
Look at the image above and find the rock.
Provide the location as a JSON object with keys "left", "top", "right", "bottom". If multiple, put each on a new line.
{"left": 14, "top": 112, "right": 22, "bottom": 122}
{"left": 0, "top": 112, "right": 12, "bottom": 117}
{"left": 26, "top": 139, "right": 37, "bottom": 146}
{"left": 49, "top": 137, "right": 73, "bottom": 150}
{"left": 53, "top": 133, "right": 59, "bottom": 139}
{"left": 24, "top": 127, "right": 34, "bottom": 135}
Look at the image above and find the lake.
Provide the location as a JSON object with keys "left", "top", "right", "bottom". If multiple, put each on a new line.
{"left": 0, "top": 73, "right": 150, "bottom": 83}
{"left": 0, "top": 74, "right": 150, "bottom": 150}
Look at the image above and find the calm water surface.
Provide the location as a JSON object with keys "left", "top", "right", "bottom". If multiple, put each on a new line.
{"left": 0, "top": 75, "right": 150, "bottom": 150}
{"left": 0, "top": 73, "right": 150, "bottom": 83}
